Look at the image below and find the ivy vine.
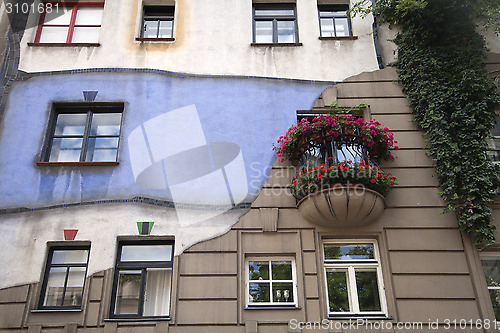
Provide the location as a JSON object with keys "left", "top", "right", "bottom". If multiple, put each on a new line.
{"left": 354, "top": 0, "right": 500, "bottom": 247}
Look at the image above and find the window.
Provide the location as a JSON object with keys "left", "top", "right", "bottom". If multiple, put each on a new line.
{"left": 318, "top": 5, "right": 352, "bottom": 37}
{"left": 252, "top": 4, "right": 298, "bottom": 44}
{"left": 110, "top": 240, "right": 174, "bottom": 318}
{"left": 38, "top": 246, "right": 90, "bottom": 309}
{"left": 323, "top": 241, "right": 387, "bottom": 317}
{"left": 34, "top": 2, "right": 104, "bottom": 44}
{"left": 245, "top": 258, "right": 298, "bottom": 307}
{"left": 139, "top": 6, "right": 175, "bottom": 40}
{"left": 42, "top": 104, "right": 123, "bottom": 163}
{"left": 481, "top": 254, "right": 500, "bottom": 320}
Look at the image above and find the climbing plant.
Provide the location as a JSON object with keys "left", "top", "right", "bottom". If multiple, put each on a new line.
{"left": 353, "top": 0, "right": 500, "bottom": 248}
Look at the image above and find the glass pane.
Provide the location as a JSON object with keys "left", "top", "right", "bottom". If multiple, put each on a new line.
{"left": 272, "top": 261, "right": 292, "bottom": 280}
{"left": 144, "top": 269, "right": 172, "bottom": 316}
{"left": 336, "top": 144, "right": 363, "bottom": 163}
{"left": 489, "top": 289, "right": 500, "bottom": 320}
{"left": 277, "top": 20, "right": 295, "bottom": 43}
{"left": 43, "top": 6, "right": 72, "bottom": 25}
{"left": 39, "top": 26, "right": 69, "bottom": 43}
{"left": 115, "top": 270, "right": 142, "bottom": 315}
{"left": 324, "top": 244, "right": 374, "bottom": 260}
{"left": 121, "top": 244, "right": 173, "bottom": 262}
{"left": 63, "top": 267, "right": 86, "bottom": 306}
{"left": 355, "top": 269, "right": 381, "bottom": 312}
{"left": 44, "top": 267, "right": 66, "bottom": 306}
{"left": 52, "top": 249, "right": 89, "bottom": 264}
{"left": 72, "top": 27, "right": 100, "bottom": 43}
{"left": 487, "top": 138, "right": 500, "bottom": 162}
{"left": 254, "top": 21, "right": 273, "bottom": 43}
{"left": 54, "top": 114, "right": 87, "bottom": 136}
{"left": 144, "top": 20, "right": 160, "bottom": 38}
{"left": 255, "top": 9, "right": 294, "bottom": 16}
{"left": 272, "top": 282, "right": 294, "bottom": 303}
{"left": 326, "top": 268, "right": 350, "bottom": 312}
{"left": 75, "top": 7, "right": 103, "bottom": 25}
{"left": 248, "top": 261, "right": 269, "bottom": 280}
{"left": 90, "top": 113, "right": 122, "bottom": 136}
{"left": 249, "top": 282, "right": 270, "bottom": 303}
{"left": 49, "top": 138, "right": 83, "bottom": 162}
{"left": 492, "top": 116, "right": 500, "bottom": 136}
{"left": 320, "top": 18, "right": 335, "bottom": 37}
{"left": 86, "top": 137, "right": 119, "bottom": 162}
{"left": 482, "top": 256, "right": 500, "bottom": 286}
{"left": 335, "top": 18, "right": 349, "bottom": 37}
{"left": 158, "top": 20, "right": 173, "bottom": 38}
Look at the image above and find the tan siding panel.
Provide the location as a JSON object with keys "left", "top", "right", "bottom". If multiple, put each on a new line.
{"left": 88, "top": 276, "right": 103, "bottom": 302}
{"left": 251, "top": 188, "right": 296, "bottom": 208}
{"left": 85, "top": 301, "right": 100, "bottom": 327}
{"left": 263, "top": 167, "right": 295, "bottom": 187}
{"left": 382, "top": 149, "right": 433, "bottom": 168}
{"left": 169, "top": 327, "right": 245, "bottom": 333}
{"left": 378, "top": 208, "right": 457, "bottom": 228}
{"left": 384, "top": 168, "right": 438, "bottom": 187}
{"left": 336, "top": 81, "right": 405, "bottom": 98}
{"left": 343, "top": 67, "right": 398, "bottom": 82}
{"left": 176, "top": 300, "right": 237, "bottom": 324}
{"left": 0, "top": 303, "right": 25, "bottom": 328}
{"left": 242, "top": 232, "right": 299, "bottom": 254}
{"left": 179, "top": 253, "right": 237, "bottom": 275}
{"left": 178, "top": 276, "right": 236, "bottom": 299}
{"left": 304, "top": 275, "right": 319, "bottom": 299}
{"left": 301, "top": 229, "right": 316, "bottom": 251}
{"left": 0, "top": 284, "right": 29, "bottom": 303}
{"left": 302, "top": 252, "right": 318, "bottom": 275}
{"left": 390, "top": 252, "right": 469, "bottom": 274}
{"left": 185, "top": 231, "right": 237, "bottom": 252}
{"left": 393, "top": 275, "right": 475, "bottom": 299}
{"left": 372, "top": 114, "right": 418, "bottom": 131}
{"left": 391, "top": 131, "right": 426, "bottom": 149}
{"left": 386, "top": 229, "right": 463, "bottom": 251}
{"left": 397, "top": 300, "right": 480, "bottom": 322}
{"left": 385, "top": 188, "right": 446, "bottom": 208}
{"left": 337, "top": 97, "right": 412, "bottom": 115}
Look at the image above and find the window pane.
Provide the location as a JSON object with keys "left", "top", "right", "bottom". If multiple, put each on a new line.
{"left": 320, "top": 18, "right": 335, "bottom": 37}
{"left": 62, "top": 267, "right": 86, "bottom": 306}
{"left": 90, "top": 113, "right": 122, "bottom": 136}
{"left": 355, "top": 269, "right": 381, "bottom": 312}
{"left": 144, "top": 20, "right": 160, "bottom": 38}
{"left": 52, "top": 249, "right": 89, "bottom": 264}
{"left": 39, "top": 26, "right": 69, "bottom": 43}
{"left": 248, "top": 261, "right": 269, "bottom": 280}
{"left": 44, "top": 267, "right": 66, "bottom": 306}
{"left": 324, "top": 244, "right": 374, "bottom": 260}
{"left": 54, "top": 114, "right": 87, "bottom": 136}
{"left": 335, "top": 18, "right": 349, "bottom": 37}
{"left": 249, "top": 282, "right": 270, "bottom": 303}
{"left": 272, "top": 282, "right": 293, "bottom": 303}
{"left": 158, "top": 20, "right": 173, "bottom": 38}
{"left": 326, "top": 268, "right": 350, "bottom": 312}
{"left": 121, "top": 244, "right": 173, "bottom": 262}
{"left": 115, "top": 270, "right": 142, "bottom": 315}
{"left": 43, "top": 6, "right": 72, "bottom": 25}
{"left": 86, "top": 137, "right": 119, "bottom": 162}
{"left": 489, "top": 290, "right": 500, "bottom": 320}
{"left": 255, "top": 21, "right": 273, "bottom": 43}
{"left": 277, "top": 20, "right": 295, "bottom": 43}
{"left": 75, "top": 7, "right": 103, "bottom": 25}
{"left": 49, "top": 138, "right": 83, "bottom": 162}
{"left": 255, "top": 9, "right": 294, "bottom": 16}
{"left": 144, "top": 268, "right": 172, "bottom": 316}
{"left": 72, "top": 27, "right": 100, "bottom": 43}
{"left": 272, "top": 261, "right": 292, "bottom": 280}
{"left": 482, "top": 257, "right": 500, "bottom": 286}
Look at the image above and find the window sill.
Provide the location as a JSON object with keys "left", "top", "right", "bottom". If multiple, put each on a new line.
{"left": 135, "top": 37, "right": 175, "bottom": 42}
{"left": 36, "top": 162, "right": 119, "bottom": 166}
{"left": 245, "top": 305, "right": 300, "bottom": 310}
{"left": 251, "top": 42, "right": 303, "bottom": 47}
{"left": 31, "top": 309, "right": 82, "bottom": 313}
{"left": 319, "top": 36, "right": 358, "bottom": 40}
{"left": 105, "top": 317, "right": 171, "bottom": 322}
{"left": 327, "top": 315, "right": 392, "bottom": 320}
{"left": 28, "top": 43, "right": 100, "bottom": 47}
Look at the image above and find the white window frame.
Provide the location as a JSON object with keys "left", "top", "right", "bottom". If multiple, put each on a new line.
{"left": 323, "top": 240, "right": 387, "bottom": 317}
{"left": 480, "top": 252, "right": 500, "bottom": 320}
{"left": 245, "top": 257, "right": 298, "bottom": 308}
{"left": 487, "top": 112, "right": 500, "bottom": 164}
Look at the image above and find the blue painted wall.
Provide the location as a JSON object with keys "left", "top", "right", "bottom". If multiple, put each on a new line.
{"left": 0, "top": 73, "right": 330, "bottom": 208}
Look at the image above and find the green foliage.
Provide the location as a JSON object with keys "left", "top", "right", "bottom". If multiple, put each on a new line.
{"left": 367, "top": 0, "right": 500, "bottom": 248}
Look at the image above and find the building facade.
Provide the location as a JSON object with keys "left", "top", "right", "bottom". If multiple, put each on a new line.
{"left": 0, "top": 0, "right": 499, "bottom": 332}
